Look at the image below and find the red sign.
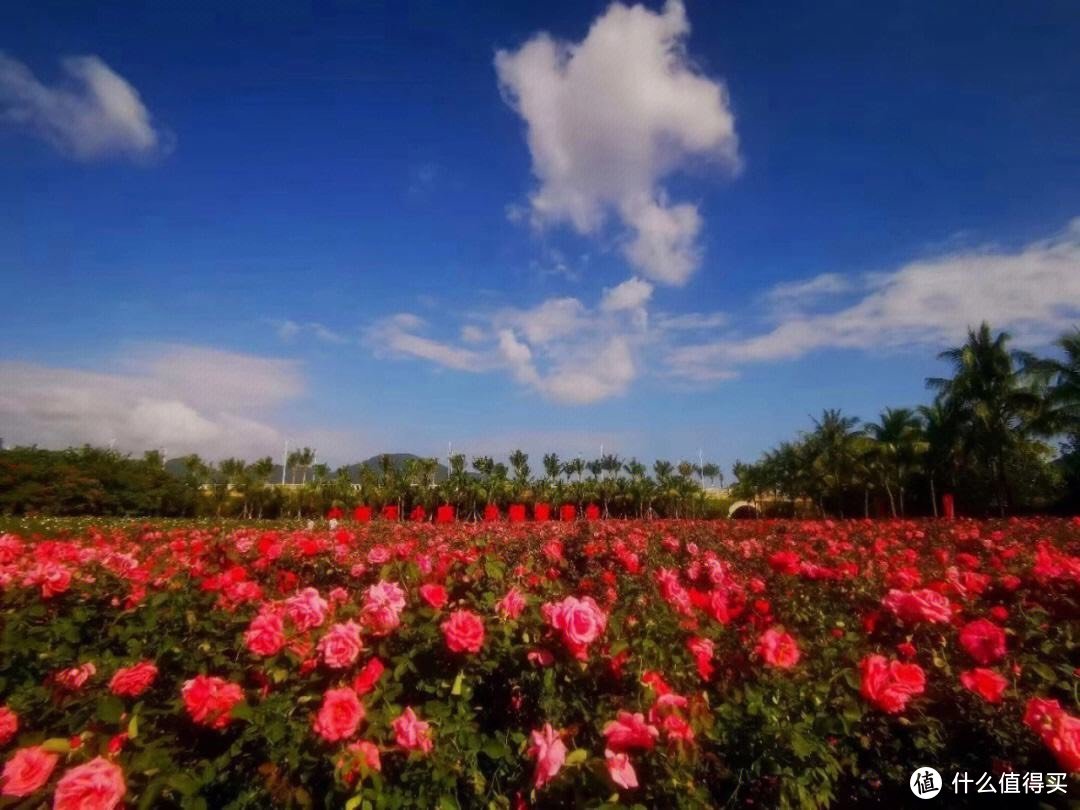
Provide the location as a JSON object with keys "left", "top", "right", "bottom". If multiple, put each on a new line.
{"left": 483, "top": 504, "right": 500, "bottom": 522}
{"left": 436, "top": 505, "right": 455, "bottom": 524}
{"left": 585, "top": 503, "right": 601, "bottom": 521}
{"left": 326, "top": 506, "right": 343, "bottom": 520}
{"left": 559, "top": 504, "right": 576, "bottom": 522}
{"left": 508, "top": 504, "right": 526, "bottom": 522}
{"left": 942, "top": 493, "right": 955, "bottom": 520}
{"left": 409, "top": 505, "right": 426, "bottom": 522}
{"left": 533, "top": 503, "right": 551, "bottom": 521}
{"left": 353, "top": 506, "right": 372, "bottom": 523}
{"left": 381, "top": 504, "right": 399, "bottom": 521}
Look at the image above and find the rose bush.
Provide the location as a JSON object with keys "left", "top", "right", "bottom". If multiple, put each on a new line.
{"left": 0, "top": 516, "right": 1076, "bottom": 807}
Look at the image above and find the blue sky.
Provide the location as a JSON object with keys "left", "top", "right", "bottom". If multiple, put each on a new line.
{"left": 1, "top": 0, "right": 1078, "bottom": 470}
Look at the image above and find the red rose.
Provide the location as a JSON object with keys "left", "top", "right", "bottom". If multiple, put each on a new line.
{"left": 352, "top": 658, "right": 385, "bottom": 696}
{"left": 603, "top": 711, "right": 659, "bottom": 753}
{"left": 1, "top": 745, "right": 58, "bottom": 797}
{"left": 181, "top": 675, "right": 244, "bottom": 730}
{"left": 420, "top": 583, "right": 448, "bottom": 610}
{"left": 441, "top": 609, "right": 485, "bottom": 654}
{"left": 859, "top": 654, "right": 926, "bottom": 714}
{"left": 959, "top": 668, "right": 1008, "bottom": 704}
{"left": 958, "top": 619, "right": 1006, "bottom": 665}
{"left": 108, "top": 661, "right": 158, "bottom": 698}
{"left": 313, "top": 687, "right": 364, "bottom": 743}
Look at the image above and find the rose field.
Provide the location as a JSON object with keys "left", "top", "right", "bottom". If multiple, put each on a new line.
{"left": 0, "top": 517, "right": 1077, "bottom": 809}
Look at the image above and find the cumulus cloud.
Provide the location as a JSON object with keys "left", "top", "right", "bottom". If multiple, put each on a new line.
{"left": 667, "top": 219, "right": 1080, "bottom": 381}
{"left": 495, "top": 0, "right": 738, "bottom": 285}
{"left": 367, "top": 280, "right": 650, "bottom": 404}
{"left": 0, "top": 345, "right": 304, "bottom": 459}
{"left": 0, "top": 52, "right": 167, "bottom": 160}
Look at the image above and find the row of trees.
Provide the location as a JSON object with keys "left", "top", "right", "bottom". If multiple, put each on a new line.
{"left": 0, "top": 443, "right": 725, "bottom": 520}
{"left": 731, "top": 323, "right": 1080, "bottom": 517}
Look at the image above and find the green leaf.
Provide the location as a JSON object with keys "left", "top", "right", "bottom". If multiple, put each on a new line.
{"left": 565, "top": 749, "right": 588, "bottom": 766}
{"left": 40, "top": 738, "right": 70, "bottom": 754}
{"left": 451, "top": 670, "right": 464, "bottom": 696}
{"left": 97, "top": 695, "right": 124, "bottom": 724}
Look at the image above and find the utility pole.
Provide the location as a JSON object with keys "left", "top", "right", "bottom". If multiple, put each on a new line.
{"left": 281, "top": 441, "right": 288, "bottom": 485}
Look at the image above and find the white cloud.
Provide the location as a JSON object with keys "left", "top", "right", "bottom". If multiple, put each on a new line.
{"left": 654, "top": 311, "right": 728, "bottom": 332}
{"left": 368, "top": 281, "right": 651, "bottom": 405}
{"left": 0, "top": 345, "right": 303, "bottom": 459}
{"left": 495, "top": 0, "right": 738, "bottom": 285}
{"left": 366, "top": 314, "right": 488, "bottom": 372}
{"left": 601, "top": 277, "right": 653, "bottom": 313}
{"left": 494, "top": 297, "right": 588, "bottom": 345}
{"left": 667, "top": 219, "right": 1080, "bottom": 381}
{"left": 764, "top": 272, "right": 852, "bottom": 308}
{"left": 0, "top": 52, "right": 167, "bottom": 160}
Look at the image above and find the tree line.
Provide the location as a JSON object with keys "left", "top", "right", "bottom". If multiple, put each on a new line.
{"left": 0, "top": 444, "right": 725, "bottom": 520}
{"left": 730, "top": 323, "right": 1080, "bottom": 517}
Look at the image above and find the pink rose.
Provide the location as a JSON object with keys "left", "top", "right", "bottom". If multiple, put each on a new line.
{"left": 244, "top": 612, "right": 286, "bottom": 657}
{"left": 318, "top": 621, "right": 364, "bottom": 669}
{"left": 0, "top": 707, "right": 17, "bottom": 746}
{"left": 1, "top": 746, "right": 58, "bottom": 797}
{"left": 881, "top": 589, "right": 953, "bottom": 624}
{"left": 441, "top": 610, "right": 485, "bottom": 654}
{"left": 958, "top": 618, "right": 1006, "bottom": 665}
{"left": 337, "top": 740, "right": 381, "bottom": 785}
{"left": 605, "top": 748, "right": 638, "bottom": 790}
{"left": 527, "top": 723, "right": 566, "bottom": 789}
{"left": 55, "top": 663, "right": 96, "bottom": 691}
{"left": 756, "top": 628, "right": 801, "bottom": 669}
{"left": 495, "top": 587, "right": 527, "bottom": 620}
{"left": 52, "top": 757, "right": 125, "bottom": 810}
{"left": 391, "top": 707, "right": 433, "bottom": 754}
{"left": 108, "top": 661, "right": 158, "bottom": 697}
{"left": 313, "top": 687, "right": 364, "bottom": 742}
{"left": 419, "top": 583, "right": 448, "bottom": 610}
{"left": 603, "top": 711, "right": 659, "bottom": 753}
{"left": 1024, "top": 697, "right": 1080, "bottom": 772}
{"left": 39, "top": 564, "right": 72, "bottom": 598}
{"left": 181, "top": 675, "right": 245, "bottom": 729}
{"left": 285, "top": 588, "right": 329, "bottom": 632}
{"left": 542, "top": 596, "right": 607, "bottom": 660}
{"left": 362, "top": 581, "right": 406, "bottom": 636}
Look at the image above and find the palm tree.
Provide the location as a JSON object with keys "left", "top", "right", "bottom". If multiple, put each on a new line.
{"left": 509, "top": 450, "right": 530, "bottom": 501}
{"left": 809, "top": 409, "right": 861, "bottom": 517}
{"left": 917, "top": 399, "right": 960, "bottom": 518}
{"left": 1025, "top": 327, "right": 1080, "bottom": 437}
{"left": 927, "top": 323, "right": 1044, "bottom": 516}
{"left": 865, "top": 407, "right": 923, "bottom": 517}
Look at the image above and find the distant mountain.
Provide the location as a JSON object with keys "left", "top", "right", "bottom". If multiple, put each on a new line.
{"left": 339, "top": 454, "right": 449, "bottom": 483}
{"left": 164, "top": 453, "right": 449, "bottom": 484}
